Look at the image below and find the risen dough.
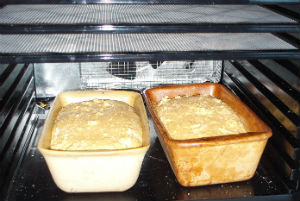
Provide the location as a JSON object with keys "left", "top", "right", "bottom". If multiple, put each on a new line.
{"left": 155, "top": 95, "right": 247, "bottom": 140}
{"left": 51, "top": 99, "right": 143, "bottom": 150}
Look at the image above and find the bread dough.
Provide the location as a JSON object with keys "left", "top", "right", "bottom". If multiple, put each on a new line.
{"left": 155, "top": 95, "right": 247, "bottom": 140}
{"left": 51, "top": 99, "right": 143, "bottom": 150}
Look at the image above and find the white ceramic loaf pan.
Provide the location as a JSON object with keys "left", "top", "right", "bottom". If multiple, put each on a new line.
{"left": 38, "top": 90, "right": 150, "bottom": 193}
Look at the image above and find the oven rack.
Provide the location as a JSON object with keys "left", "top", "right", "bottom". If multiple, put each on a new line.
{"left": 0, "top": 4, "right": 298, "bottom": 34}
{"left": 1, "top": 0, "right": 300, "bottom": 5}
{"left": 0, "top": 3, "right": 299, "bottom": 63}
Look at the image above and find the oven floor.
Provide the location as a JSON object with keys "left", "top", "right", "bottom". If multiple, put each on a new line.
{"left": 4, "top": 107, "right": 290, "bottom": 201}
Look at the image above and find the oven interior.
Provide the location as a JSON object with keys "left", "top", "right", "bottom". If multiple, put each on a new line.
{"left": 0, "top": 1, "right": 299, "bottom": 201}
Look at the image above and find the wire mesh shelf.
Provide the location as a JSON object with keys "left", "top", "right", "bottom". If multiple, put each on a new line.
{"left": 80, "top": 60, "right": 222, "bottom": 90}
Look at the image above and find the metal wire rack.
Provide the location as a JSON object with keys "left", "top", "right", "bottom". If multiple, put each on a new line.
{"left": 80, "top": 60, "right": 222, "bottom": 90}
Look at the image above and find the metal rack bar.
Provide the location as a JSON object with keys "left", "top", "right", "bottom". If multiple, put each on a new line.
{"left": 263, "top": 5, "right": 300, "bottom": 22}
{"left": 1, "top": 50, "right": 300, "bottom": 63}
{"left": 0, "top": 62, "right": 36, "bottom": 196}
{"left": 2, "top": 0, "right": 300, "bottom": 4}
{"left": 269, "top": 142, "right": 299, "bottom": 182}
{"left": 0, "top": 64, "right": 16, "bottom": 86}
{"left": 248, "top": 60, "right": 300, "bottom": 102}
{"left": 1, "top": 24, "right": 299, "bottom": 34}
{"left": 0, "top": 106, "right": 37, "bottom": 199}
{"left": 0, "top": 80, "right": 35, "bottom": 192}
{"left": 264, "top": 143, "right": 299, "bottom": 189}
{"left": 224, "top": 63, "right": 298, "bottom": 146}
{"left": 0, "top": 64, "right": 31, "bottom": 122}
{"left": 274, "top": 33, "right": 300, "bottom": 49}
{"left": 0, "top": 91, "right": 35, "bottom": 176}
{"left": 273, "top": 59, "right": 300, "bottom": 78}
{"left": 222, "top": 71, "right": 299, "bottom": 182}
{"left": 0, "top": 4, "right": 297, "bottom": 34}
{"left": 0, "top": 64, "right": 33, "bottom": 151}
{"left": 230, "top": 61, "right": 300, "bottom": 127}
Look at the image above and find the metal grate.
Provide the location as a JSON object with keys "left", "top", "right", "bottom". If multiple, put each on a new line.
{"left": 223, "top": 59, "right": 299, "bottom": 190}
{"left": 0, "top": 33, "right": 296, "bottom": 54}
{"left": 0, "top": 5, "right": 295, "bottom": 25}
{"left": 0, "top": 63, "right": 36, "bottom": 196}
{"left": 80, "top": 60, "right": 222, "bottom": 90}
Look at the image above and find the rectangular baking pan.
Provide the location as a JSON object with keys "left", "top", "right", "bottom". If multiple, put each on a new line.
{"left": 143, "top": 83, "right": 272, "bottom": 186}
{"left": 37, "top": 90, "right": 150, "bottom": 193}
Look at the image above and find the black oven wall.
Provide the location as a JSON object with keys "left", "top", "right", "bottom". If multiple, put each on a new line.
{"left": 0, "top": 63, "right": 36, "bottom": 197}
{"left": 223, "top": 59, "right": 300, "bottom": 193}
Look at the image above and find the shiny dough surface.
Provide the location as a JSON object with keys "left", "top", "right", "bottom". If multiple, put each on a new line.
{"left": 155, "top": 95, "right": 247, "bottom": 140}
{"left": 51, "top": 99, "right": 143, "bottom": 150}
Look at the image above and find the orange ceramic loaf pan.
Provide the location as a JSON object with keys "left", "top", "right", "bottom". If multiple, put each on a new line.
{"left": 143, "top": 83, "right": 272, "bottom": 187}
